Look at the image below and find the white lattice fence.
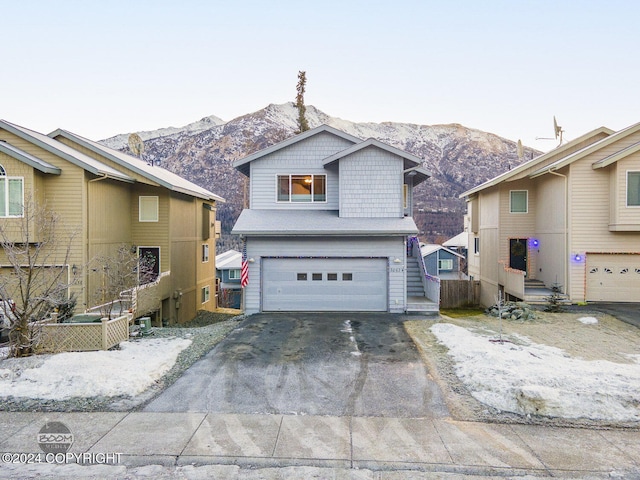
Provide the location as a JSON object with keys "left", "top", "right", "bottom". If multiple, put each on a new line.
{"left": 34, "top": 314, "right": 131, "bottom": 353}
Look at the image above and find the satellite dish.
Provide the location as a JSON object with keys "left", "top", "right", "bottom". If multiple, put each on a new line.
{"left": 553, "top": 116, "right": 564, "bottom": 145}
{"left": 128, "top": 133, "right": 145, "bottom": 157}
{"left": 517, "top": 139, "right": 524, "bottom": 160}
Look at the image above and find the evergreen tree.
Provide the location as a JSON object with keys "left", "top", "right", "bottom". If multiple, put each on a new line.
{"left": 295, "top": 71, "right": 310, "bottom": 133}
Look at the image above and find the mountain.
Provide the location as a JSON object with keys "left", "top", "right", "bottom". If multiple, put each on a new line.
{"left": 101, "top": 103, "right": 539, "bottom": 250}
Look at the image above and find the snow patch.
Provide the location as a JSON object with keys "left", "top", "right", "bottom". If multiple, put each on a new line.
{"left": 578, "top": 316, "right": 599, "bottom": 325}
{"left": 0, "top": 337, "right": 191, "bottom": 400}
{"left": 430, "top": 323, "right": 640, "bottom": 421}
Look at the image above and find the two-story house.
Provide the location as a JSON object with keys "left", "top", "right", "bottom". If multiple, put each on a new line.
{"left": 231, "top": 125, "right": 435, "bottom": 314}
{"left": 0, "top": 119, "right": 224, "bottom": 324}
{"left": 461, "top": 121, "right": 640, "bottom": 307}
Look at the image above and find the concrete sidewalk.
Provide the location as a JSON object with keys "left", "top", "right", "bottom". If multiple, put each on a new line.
{"left": 0, "top": 412, "right": 639, "bottom": 478}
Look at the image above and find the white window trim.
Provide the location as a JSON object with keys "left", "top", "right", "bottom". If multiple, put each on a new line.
{"left": 228, "top": 269, "right": 240, "bottom": 280}
{"left": 438, "top": 258, "right": 454, "bottom": 270}
{"left": 275, "top": 174, "right": 327, "bottom": 203}
{"left": 0, "top": 173, "right": 25, "bottom": 218}
{"left": 201, "top": 285, "right": 210, "bottom": 304}
{"left": 139, "top": 196, "right": 159, "bottom": 222}
{"left": 202, "top": 244, "right": 210, "bottom": 263}
{"left": 474, "top": 237, "right": 480, "bottom": 255}
{"left": 626, "top": 170, "right": 640, "bottom": 207}
{"left": 509, "top": 190, "right": 528, "bottom": 214}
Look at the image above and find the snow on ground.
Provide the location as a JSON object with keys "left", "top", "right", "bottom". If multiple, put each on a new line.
{"left": 578, "top": 316, "right": 599, "bottom": 324}
{"left": 0, "top": 338, "right": 191, "bottom": 400}
{"left": 430, "top": 323, "right": 640, "bottom": 422}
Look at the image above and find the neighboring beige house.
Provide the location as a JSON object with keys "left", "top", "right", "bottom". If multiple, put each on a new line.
{"left": 0, "top": 120, "right": 224, "bottom": 324}
{"left": 460, "top": 121, "right": 640, "bottom": 307}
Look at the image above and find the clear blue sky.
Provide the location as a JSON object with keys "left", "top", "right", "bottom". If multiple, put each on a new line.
{"left": 3, "top": 0, "right": 639, "bottom": 150}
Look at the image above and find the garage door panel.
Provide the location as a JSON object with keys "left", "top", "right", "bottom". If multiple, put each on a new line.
{"left": 586, "top": 254, "right": 640, "bottom": 302}
{"left": 262, "top": 258, "right": 388, "bottom": 311}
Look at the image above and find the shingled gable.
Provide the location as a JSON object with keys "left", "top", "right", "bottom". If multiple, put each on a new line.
{"left": 49, "top": 129, "right": 224, "bottom": 202}
{"left": 233, "top": 124, "right": 361, "bottom": 176}
{"left": 321, "top": 137, "right": 431, "bottom": 186}
{"left": 0, "top": 120, "right": 133, "bottom": 182}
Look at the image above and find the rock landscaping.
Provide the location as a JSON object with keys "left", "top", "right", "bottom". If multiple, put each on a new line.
{"left": 485, "top": 301, "right": 536, "bottom": 321}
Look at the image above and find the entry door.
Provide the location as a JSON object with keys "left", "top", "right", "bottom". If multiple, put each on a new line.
{"left": 509, "top": 239, "right": 528, "bottom": 273}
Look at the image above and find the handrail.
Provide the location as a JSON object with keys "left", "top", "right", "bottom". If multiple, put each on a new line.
{"left": 408, "top": 236, "right": 441, "bottom": 305}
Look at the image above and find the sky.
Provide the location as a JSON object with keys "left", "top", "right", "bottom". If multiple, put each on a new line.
{"left": 2, "top": 0, "right": 640, "bottom": 150}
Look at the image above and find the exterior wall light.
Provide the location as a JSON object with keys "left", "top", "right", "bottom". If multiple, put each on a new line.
{"left": 248, "top": 258, "right": 255, "bottom": 263}
{"left": 393, "top": 258, "right": 402, "bottom": 263}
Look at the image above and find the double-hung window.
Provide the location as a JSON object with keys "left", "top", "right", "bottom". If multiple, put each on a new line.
{"left": 277, "top": 174, "right": 326, "bottom": 202}
{"left": 627, "top": 171, "right": 640, "bottom": 206}
{"left": 0, "top": 165, "right": 24, "bottom": 217}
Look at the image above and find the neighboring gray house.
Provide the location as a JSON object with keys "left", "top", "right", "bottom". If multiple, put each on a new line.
{"left": 443, "top": 232, "right": 468, "bottom": 257}
{"left": 420, "top": 243, "right": 467, "bottom": 280}
{"left": 215, "top": 249, "right": 242, "bottom": 309}
{"left": 231, "top": 125, "right": 436, "bottom": 314}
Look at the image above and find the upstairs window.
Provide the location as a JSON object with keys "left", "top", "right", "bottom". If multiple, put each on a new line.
{"left": 627, "top": 172, "right": 640, "bottom": 206}
{"left": 139, "top": 196, "right": 159, "bottom": 222}
{"left": 277, "top": 174, "right": 326, "bottom": 202}
{"left": 510, "top": 190, "right": 528, "bottom": 213}
{"left": 229, "top": 269, "right": 240, "bottom": 280}
{"left": 0, "top": 165, "right": 24, "bottom": 217}
{"left": 202, "top": 244, "right": 209, "bottom": 263}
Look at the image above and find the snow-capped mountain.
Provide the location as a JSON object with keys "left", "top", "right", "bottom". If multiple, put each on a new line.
{"left": 101, "top": 103, "right": 538, "bottom": 248}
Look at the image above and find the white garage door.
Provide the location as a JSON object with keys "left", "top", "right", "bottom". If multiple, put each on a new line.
{"left": 262, "top": 258, "right": 388, "bottom": 311}
{"left": 586, "top": 254, "right": 640, "bottom": 302}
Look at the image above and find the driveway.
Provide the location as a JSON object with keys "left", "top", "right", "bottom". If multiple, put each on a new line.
{"left": 582, "top": 303, "right": 640, "bottom": 329}
{"left": 144, "top": 313, "right": 449, "bottom": 417}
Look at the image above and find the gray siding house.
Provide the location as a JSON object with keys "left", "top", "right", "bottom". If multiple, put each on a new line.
{"left": 215, "top": 249, "right": 242, "bottom": 309}
{"left": 420, "top": 244, "right": 467, "bottom": 280}
{"left": 231, "top": 125, "right": 435, "bottom": 314}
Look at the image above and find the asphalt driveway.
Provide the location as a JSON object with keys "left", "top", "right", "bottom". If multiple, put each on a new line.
{"left": 144, "top": 313, "right": 449, "bottom": 417}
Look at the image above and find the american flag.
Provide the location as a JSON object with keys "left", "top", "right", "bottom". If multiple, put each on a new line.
{"left": 240, "top": 241, "right": 249, "bottom": 288}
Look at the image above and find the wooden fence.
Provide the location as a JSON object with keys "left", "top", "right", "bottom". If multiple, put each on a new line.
{"left": 440, "top": 280, "right": 480, "bottom": 308}
{"left": 33, "top": 313, "right": 132, "bottom": 353}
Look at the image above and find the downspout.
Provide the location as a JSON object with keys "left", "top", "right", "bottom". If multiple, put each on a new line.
{"left": 547, "top": 169, "right": 568, "bottom": 294}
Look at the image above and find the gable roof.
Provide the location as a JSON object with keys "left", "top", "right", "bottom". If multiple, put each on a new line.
{"left": 0, "top": 120, "right": 134, "bottom": 183}
{"left": 234, "top": 124, "right": 361, "bottom": 176}
{"left": 460, "top": 126, "right": 614, "bottom": 198}
{"left": 442, "top": 232, "right": 468, "bottom": 249}
{"left": 420, "top": 243, "right": 465, "bottom": 259}
{"left": 322, "top": 137, "right": 431, "bottom": 186}
{"left": 592, "top": 140, "right": 640, "bottom": 170}
{"left": 0, "top": 140, "right": 61, "bottom": 175}
{"left": 215, "top": 249, "right": 242, "bottom": 270}
{"left": 49, "top": 129, "right": 224, "bottom": 202}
